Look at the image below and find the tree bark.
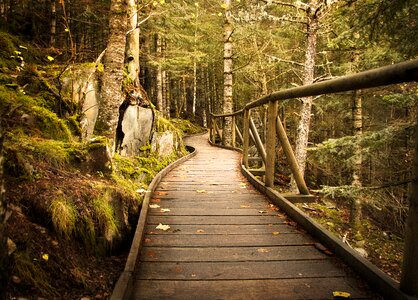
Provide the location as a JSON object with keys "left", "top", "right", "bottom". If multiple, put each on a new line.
{"left": 0, "top": 122, "right": 8, "bottom": 299}
{"left": 400, "top": 113, "right": 418, "bottom": 296}
{"left": 156, "top": 34, "right": 164, "bottom": 113}
{"left": 292, "top": 0, "right": 318, "bottom": 191}
{"left": 49, "top": 0, "right": 56, "bottom": 48}
{"left": 126, "top": 0, "right": 140, "bottom": 85}
{"left": 95, "top": 0, "right": 127, "bottom": 146}
{"left": 222, "top": 0, "right": 233, "bottom": 146}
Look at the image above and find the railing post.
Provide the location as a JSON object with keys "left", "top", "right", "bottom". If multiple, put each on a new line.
{"left": 210, "top": 116, "right": 215, "bottom": 143}
{"left": 400, "top": 115, "right": 418, "bottom": 296}
{"left": 232, "top": 115, "right": 236, "bottom": 148}
{"left": 249, "top": 117, "right": 267, "bottom": 163}
{"left": 265, "top": 101, "right": 277, "bottom": 187}
{"left": 276, "top": 115, "right": 310, "bottom": 195}
{"left": 242, "top": 109, "right": 250, "bottom": 168}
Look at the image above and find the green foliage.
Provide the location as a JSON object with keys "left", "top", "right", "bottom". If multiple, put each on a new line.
{"left": 0, "top": 31, "right": 41, "bottom": 69}
{"left": 50, "top": 198, "right": 78, "bottom": 237}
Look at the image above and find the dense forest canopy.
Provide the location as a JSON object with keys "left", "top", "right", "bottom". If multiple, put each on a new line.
{"left": 0, "top": 0, "right": 417, "bottom": 298}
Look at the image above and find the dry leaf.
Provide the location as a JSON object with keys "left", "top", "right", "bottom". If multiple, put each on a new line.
{"left": 196, "top": 229, "right": 205, "bottom": 233}
{"left": 160, "top": 208, "right": 171, "bottom": 212}
{"left": 196, "top": 189, "right": 206, "bottom": 193}
{"left": 258, "top": 210, "right": 267, "bottom": 214}
{"left": 332, "top": 291, "right": 351, "bottom": 298}
{"left": 149, "top": 204, "right": 160, "bottom": 209}
{"left": 257, "top": 248, "right": 269, "bottom": 253}
{"left": 156, "top": 191, "right": 168, "bottom": 196}
{"left": 240, "top": 205, "right": 250, "bottom": 208}
{"left": 156, "top": 223, "right": 170, "bottom": 231}
{"left": 151, "top": 198, "right": 161, "bottom": 203}
{"left": 272, "top": 232, "right": 280, "bottom": 235}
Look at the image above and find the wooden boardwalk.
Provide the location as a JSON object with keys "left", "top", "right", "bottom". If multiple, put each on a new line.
{"left": 131, "top": 134, "right": 378, "bottom": 300}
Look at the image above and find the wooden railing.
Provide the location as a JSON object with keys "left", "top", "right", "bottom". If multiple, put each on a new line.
{"left": 210, "top": 58, "right": 418, "bottom": 297}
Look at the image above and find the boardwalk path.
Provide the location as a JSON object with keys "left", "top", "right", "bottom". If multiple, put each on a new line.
{"left": 132, "top": 134, "right": 376, "bottom": 299}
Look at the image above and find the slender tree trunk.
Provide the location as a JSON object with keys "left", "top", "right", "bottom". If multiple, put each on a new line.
{"left": 156, "top": 34, "right": 164, "bottom": 113}
{"left": 95, "top": 0, "right": 127, "bottom": 147}
{"left": 222, "top": 0, "right": 233, "bottom": 146}
{"left": 350, "top": 91, "right": 363, "bottom": 229}
{"left": 291, "top": 1, "right": 318, "bottom": 191}
{"left": 0, "top": 122, "right": 8, "bottom": 299}
{"left": 49, "top": 0, "right": 56, "bottom": 48}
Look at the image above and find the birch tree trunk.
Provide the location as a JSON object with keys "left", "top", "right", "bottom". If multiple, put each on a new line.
{"left": 222, "top": 0, "right": 233, "bottom": 146}
{"left": 291, "top": 0, "right": 318, "bottom": 192}
{"left": 95, "top": 0, "right": 127, "bottom": 146}
{"left": 126, "top": 0, "right": 140, "bottom": 85}
{"left": 49, "top": 0, "right": 56, "bottom": 48}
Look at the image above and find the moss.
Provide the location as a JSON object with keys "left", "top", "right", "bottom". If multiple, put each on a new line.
{"left": 31, "top": 106, "right": 72, "bottom": 141}
{"left": 0, "top": 31, "right": 41, "bottom": 68}
{"left": 92, "top": 189, "right": 119, "bottom": 242}
{"left": 170, "top": 118, "right": 206, "bottom": 135}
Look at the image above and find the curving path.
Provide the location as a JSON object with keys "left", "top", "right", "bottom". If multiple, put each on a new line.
{"left": 131, "top": 134, "right": 378, "bottom": 299}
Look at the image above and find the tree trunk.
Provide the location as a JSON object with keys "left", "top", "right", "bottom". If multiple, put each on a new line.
{"left": 49, "top": 0, "right": 56, "bottom": 48}
{"left": 350, "top": 91, "right": 363, "bottom": 229}
{"left": 126, "top": 0, "right": 140, "bottom": 85}
{"left": 222, "top": 0, "right": 233, "bottom": 146}
{"left": 156, "top": 34, "right": 164, "bottom": 113}
{"left": 291, "top": 0, "right": 318, "bottom": 192}
{"left": 400, "top": 113, "right": 418, "bottom": 296}
{"left": 95, "top": 0, "right": 127, "bottom": 146}
{"left": 0, "top": 123, "right": 8, "bottom": 299}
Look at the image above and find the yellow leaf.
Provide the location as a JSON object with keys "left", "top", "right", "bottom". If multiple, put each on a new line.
{"left": 272, "top": 232, "right": 280, "bottom": 235}
{"left": 332, "top": 291, "right": 351, "bottom": 298}
{"left": 160, "top": 0, "right": 165, "bottom": 4}
{"left": 196, "top": 189, "right": 206, "bottom": 193}
{"left": 149, "top": 204, "right": 160, "bottom": 208}
{"left": 47, "top": 56, "right": 54, "bottom": 62}
{"left": 220, "top": 3, "right": 227, "bottom": 9}
{"left": 42, "top": 253, "right": 49, "bottom": 261}
{"left": 236, "top": 0, "right": 240, "bottom": 2}
{"left": 257, "top": 248, "right": 269, "bottom": 253}
{"left": 196, "top": 229, "right": 205, "bottom": 233}
{"left": 64, "top": 28, "right": 70, "bottom": 32}
{"left": 153, "top": 1, "right": 158, "bottom": 6}
{"left": 156, "top": 223, "right": 170, "bottom": 231}
{"left": 218, "top": 12, "right": 223, "bottom": 16}
{"left": 240, "top": 205, "right": 250, "bottom": 208}
{"left": 160, "top": 208, "right": 171, "bottom": 212}
{"left": 258, "top": 210, "right": 267, "bottom": 214}
{"left": 194, "top": 2, "right": 199, "bottom": 7}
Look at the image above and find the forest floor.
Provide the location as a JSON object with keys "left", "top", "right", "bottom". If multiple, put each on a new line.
{"left": 293, "top": 196, "right": 404, "bottom": 281}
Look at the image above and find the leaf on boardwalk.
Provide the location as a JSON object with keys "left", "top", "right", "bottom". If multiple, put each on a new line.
{"left": 257, "top": 248, "right": 269, "bottom": 253}
{"left": 160, "top": 208, "right": 171, "bottom": 212}
{"left": 240, "top": 205, "right": 250, "bottom": 208}
{"left": 144, "top": 238, "right": 151, "bottom": 243}
{"left": 151, "top": 198, "right": 161, "bottom": 203}
{"left": 314, "top": 243, "right": 334, "bottom": 256}
{"left": 272, "top": 232, "right": 280, "bottom": 235}
{"left": 156, "top": 191, "right": 168, "bottom": 196}
{"left": 196, "top": 189, "right": 206, "bottom": 193}
{"left": 258, "top": 210, "right": 267, "bottom": 214}
{"left": 332, "top": 291, "right": 351, "bottom": 298}
{"left": 196, "top": 229, "right": 205, "bottom": 233}
{"left": 156, "top": 223, "right": 170, "bottom": 231}
{"left": 210, "top": 182, "right": 219, "bottom": 185}
{"left": 146, "top": 250, "right": 156, "bottom": 258}
{"left": 149, "top": 204, "right": 160, "bottom": 209}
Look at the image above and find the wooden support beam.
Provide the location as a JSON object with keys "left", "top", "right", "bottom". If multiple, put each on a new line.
{"left": 248, "top": 169, "right": 265, "bottom": 176}
{"left": 276, "top": 115, "right": 310, "bottom": 195}
{"left": 249, "top": 117, "right": 267, "bottom": 164}
{"left": 265, "top": 101, "right": 277, "bottom": 187}
{"left": 210, "top": 116, "right": 215, "bottom": 144}
{"left": 232, "top": 116, "right": 236, "bottom": 148}
{"left": 248, "top": 157, "right": 263, "bottom": 162}
{"left": 235, "top": 124, "right": 243, "bottom": 145}
{"left": 242, "top": 110, "right": 250, "bottom": 168}
{"left": 400, "top": 115, "right": 418, "bottom": 296}
{"left": 214, "top": 119, "right": 222, "bottom": 142}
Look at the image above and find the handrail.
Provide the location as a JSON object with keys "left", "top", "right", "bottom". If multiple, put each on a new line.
{"left": 210, "top": 58, "right": 418, "bottom": 298}
{"left": 211, "top": 59, "right": 418, "bottom": 118}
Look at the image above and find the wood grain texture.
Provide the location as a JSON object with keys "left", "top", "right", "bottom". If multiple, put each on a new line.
{"left": 131, "top": 134, "right": 379, "bottom": 299}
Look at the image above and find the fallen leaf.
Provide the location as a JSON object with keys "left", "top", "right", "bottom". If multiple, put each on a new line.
{"left": 272, "top": 232, "right": 280, "bottom": 235}
{"left": 257, "top": 248, "right": 269, "bottom": 253}
{"left": 196, "top": 229, "right": 205, "bottom": 233}
{"left": 332, "top": 291, "right": 351, "bottom": 298}
{"left": 172, "top": 266, "right": 183, "bottom": 273}
{"left": 42, "top": 253, "right": 49, "bottom": 261}
{"left": 156, "top": 223, "right": 170, "bottom": 231}
{"left": 146, "top": 250, "right": 156, "bottom": 258}
{"left": 149, "top": 204, "right": 160, "bottom": 209}
{"left": 240, "top": 205, "right": 250, "bottom": 208}
{"left": 160, "top": 208, "right": 171, "bottom": 212}
{"left": 258, "top": 210, "right": 267, "bottom": 214}
{"left": 196, "top": 190, "right": 206, "bottom": 193}
{"left": 151, "top": 198, "right": 161, "bottom": 203}
{"left": 144, "top": 238, "right": 151, "bottom": 243}
{"left": 156, "top": 191, "right": 168, "bottom": 196}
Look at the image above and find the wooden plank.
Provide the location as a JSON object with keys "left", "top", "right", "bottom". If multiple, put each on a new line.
{"left": 144, "top": 224, "right": 299, "bottom": 235}
{"left": 146, "top": 215, "right": 286, "bottom": 225}
{"left": 137, "top": 260, "right": 346, "bottom": 280}
{"left": 142, "top": 233, "right": 313, "bottom": 247}
{"left": 132, "top": 278, "right": 373, "bottom": 300}
{"left": 147, "top": 208, "right": 278, "bottom": 216}
{"left": 147, "top": 200, "right": 273, "bottom": 209}
{"left": 140, "top": 246, "right": 326, "bottom": 262}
